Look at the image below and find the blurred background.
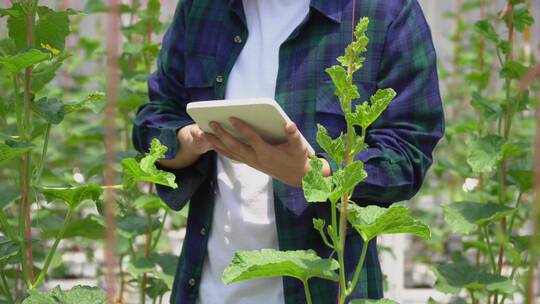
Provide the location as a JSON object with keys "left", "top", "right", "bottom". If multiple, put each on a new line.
{"left": 1, "top": 0, "right": 539, "bottom": 303}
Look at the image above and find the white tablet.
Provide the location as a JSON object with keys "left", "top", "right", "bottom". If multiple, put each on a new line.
{"left": 186, "top": 98, "right": 314, "bottom": 155}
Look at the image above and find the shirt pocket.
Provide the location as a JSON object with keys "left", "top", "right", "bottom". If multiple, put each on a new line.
{"left": 315, "top": 78, "right": 378, "bottom": 138}
{"left": 184, "top": 52, "right": 217, "bottom": 101}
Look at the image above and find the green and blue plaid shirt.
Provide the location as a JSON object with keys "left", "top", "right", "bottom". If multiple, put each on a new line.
{"left": 132, "top": 0, "right": 444, "bottom": 303}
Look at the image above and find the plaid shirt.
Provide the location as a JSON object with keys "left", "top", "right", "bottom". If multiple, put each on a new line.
{"left": 132, "top": 0, "right": 444, "bottom": 303}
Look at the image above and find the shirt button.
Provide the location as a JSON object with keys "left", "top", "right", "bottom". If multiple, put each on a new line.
{"left": 188, "top": 278, "right": 196, "bottom": 287}
{"left": 216, "top": 75, "right": 224, "bottom": 83}
{"left": 200, "top": 227, "right": 206, "bottom": 235}
{"left": 233, "top": 35, "right": 242, "bottom": 44}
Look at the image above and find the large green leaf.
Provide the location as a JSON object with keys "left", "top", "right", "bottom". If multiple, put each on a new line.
{"left": 22, "top": 285, "right": 106, "bottom": 304}
{"left": 0, "top": 48, "right": 51, "bottom": 73}
{"left": 222, "top": 249, "right": 339, "bottom": 285}
{"left": 0, "top": 141, "right": 34, "bottom": 165}
{"left": 347, "top": 89, "right": 396, "bottom": 129}
{"left": 121, "top": 138, "right": 178, "bottom": 189}
{"left": 350, "top": 299, "right": 399, "bottom": 304}
{"left": 347, "top": 204, "right": 430, "bottom": 242}
{"left": 35, "top": 6, "right": 71, "bottom": 52}
{"left": 443, "top": 201, "right": 516, "bottom": 235}
{"left": 466, "top": 135, "right": 505, "bottom": 173}
{"left": 302, "top": 157, "right": 333, "bottom": 203}
{"left": 316, "top": 124, "right": 345, "bottom": 167}
{"left": 42, "top": 184, "right": 102, "bottom": 209}
{"left": 1, "top": 5, "right": 71, "bottom": 52}
{"left": 432, "top": 263, "right": 514, "bottom": 294}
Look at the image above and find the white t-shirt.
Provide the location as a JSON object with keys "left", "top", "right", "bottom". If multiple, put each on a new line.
{"left": 197, "top": 0, "right": 310, "bottom": 303}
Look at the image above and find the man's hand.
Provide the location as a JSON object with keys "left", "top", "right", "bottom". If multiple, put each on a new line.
{"left": 158, "top": 124, "right": 212, "bottom": 169}
{"left": 203, "top": 117, "right": 330, "bottom": 187}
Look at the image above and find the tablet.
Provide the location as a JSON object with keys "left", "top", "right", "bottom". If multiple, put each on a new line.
{"left": 186, "top": 98, "right": 314, "bottom": 155}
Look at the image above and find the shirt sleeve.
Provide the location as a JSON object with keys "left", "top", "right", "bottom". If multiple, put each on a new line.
{"left": 347, "top": 0, "right": 445, "bottom": 207}
{"left": 131, "top": 0, "right": 211, "bottom": 211}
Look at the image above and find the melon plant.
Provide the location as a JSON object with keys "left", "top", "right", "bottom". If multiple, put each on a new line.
{"left": 221, "top": 17, "right": 431, "bottom": 304}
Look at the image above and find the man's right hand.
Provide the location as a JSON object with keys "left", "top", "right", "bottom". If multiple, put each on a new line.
{"left": 158, "top": 124, "right": 212, "bottom": 169}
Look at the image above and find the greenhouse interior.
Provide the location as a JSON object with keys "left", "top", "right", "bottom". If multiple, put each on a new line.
{"left": 1, "top": 0, "right": 540, "bottom": 303}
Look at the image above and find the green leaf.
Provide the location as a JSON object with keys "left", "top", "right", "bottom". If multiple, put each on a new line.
{"left": 149, "top": 252, "right": 178, "bottom": 289}
{"left": 41, "top": 215, "right": 105, "bottom": 240}
{"left": 347, "top": 89, "right": 396, "bottom": 129}
{"left": 134, "top": 194, "right": 171, "bottom": 212}
{"left": 432, "top": 263, "right": 514, "bottom": 294}
{"left": 316, "top": 124, "right": 345, "bottom": 167}
{"left": 0, "top": 48, "right": 51, "bottom": 73}
{"left": 508, "top": 7, "right": 534, "bottom": 32}
{"left": 0, "top": 187, "right": 19, "bottom": 210}
{"left": 222, "top": 249, "right": 339, "bottom": 285}
{"left": 34, "top": 97, "right": 65, "bottom": 124}
{"left": 443, "top": 201, "right": 516, "bottom": 235}
{"left": 42, "top": 184, "right": 102, "bottom": 209}
{"left": 329, "top": 161, "right": 367, "bottom": 203}
{"left": 350, "top": 299, "right": 399, "bottom": 304}
{"left": 31, "top": 52, "right": 69, "bottom": 92}
{"left": 116, "top": 214, "right": 161, "bottom": 237}
{"left": 127, "top": 257, "right": 156, "bottom": 276}
{"left": 347, "top": 204, "right": 430, "bottom": 242}
{"left": 470, "top": 92, "right": 500, "bottom": 121}
{"left": 121, "top": 139, "right": 178, "bottom": 189}
{"left": 2, "top": 4, "right": 26, "bottom": 51}
{"left": 466, "top": 135, "right": 505, "bottom": 173}
{"left": 302, "top": 157, "right": 333, "bottom": 203}
{"left": 22, "top": 285, "right": 106, "bottom": 304}
{"left": 64, "top": 92, "right": 106, "bottom": 114}
{"left": 500, "top": 60, "right": 528, "bottom": 80}
{"left": 0, "top": 236, "right": 19, "bottom": 265}
{"left": 474, "top": 20, "right": 499, "bottom": 43}
{"left": 325, "top": 65, "right": 359, "bottom": 110}
{"left": 0, "top": 141, "right": 34, "bottom": 165}
{"left": 35, "top": 7, "right": 71, "bottom": 52}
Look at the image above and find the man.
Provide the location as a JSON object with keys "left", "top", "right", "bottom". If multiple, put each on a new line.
{"left": 132, "top": 0, "right": 444, "bottom": 303}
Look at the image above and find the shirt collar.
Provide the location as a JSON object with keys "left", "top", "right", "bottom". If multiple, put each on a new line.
{"left": 228, "top": 0, "right": 343, "bottom": 23}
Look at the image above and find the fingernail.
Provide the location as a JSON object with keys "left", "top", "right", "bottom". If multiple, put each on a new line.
{"left": 209, "top": 122, "right": 218, "bottom": 129}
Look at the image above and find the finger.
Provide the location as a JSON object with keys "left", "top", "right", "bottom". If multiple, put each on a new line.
{"left": 202, "top": 132, "right": 228, "bottom": 152}
{"left": 285, "top": 122, "right": 304, "bottom": 147}
{"left": 203, "top": 132, "right": 245, "bottom": 160}
{"left": 229, "top": 117, "right": 264, "bottom": 148}
{"left": 209, "top": 121, "right": 252, "bottom": 155}
{"left": 214, "top": 146, "right": 242, "bottom": 162}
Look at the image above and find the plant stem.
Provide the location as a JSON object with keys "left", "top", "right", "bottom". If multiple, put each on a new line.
{"left": 0, "top": 271, "right": 14, "bottom": 304}
{"left": 507, "top": 191, "right": 523, "bottom": 235}
{"left": 151, "top": 210, "right": 168, "bottom": 251}
{"left": 33, "top": 123, "right": 51, "bottom": 185}
{"left": 141, "top": 211, "right": 152, "bottom": 304}
{"left": 483, "top": 225, "right": 498, "bottom": 273}
{"left": 302, "top": 280, "right": 313, "bottom": 304}
{"left": 346, "top": 239, "right": 369, "bottom": 297}
{"left": 32, "top": 207, "right": 74, "bottom": 289}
